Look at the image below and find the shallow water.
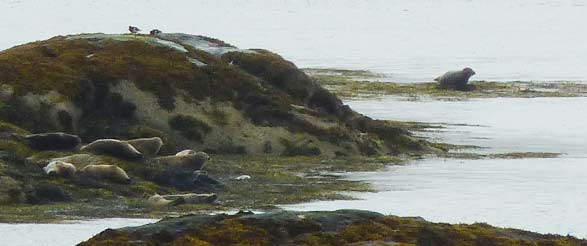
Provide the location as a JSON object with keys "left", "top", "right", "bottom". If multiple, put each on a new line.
{"left": 283, "top": 96, "right": 587, "bottom": 238}
{"left": 1, "top": 0, "right": 587, "bottom": 82}
{"left": 0, "top": 218, "right": 156, "bottom": 246}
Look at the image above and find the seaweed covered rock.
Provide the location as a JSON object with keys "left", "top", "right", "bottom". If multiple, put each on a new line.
{"left": 79, "top": 209, "right": 586, "bottom": 246}
{"left": 0, "top": 33, "right": 432, "bottom": 157}
{"left": 24, "top": 132, "right": 81, "bottom": 151}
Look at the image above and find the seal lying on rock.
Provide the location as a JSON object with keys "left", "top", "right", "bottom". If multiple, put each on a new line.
{"left": 24, "top": 132, "right": 81, "bottom": 151}
{"left": 79, "top": 164, "right": 131, "bottom": 184}
{"left": 51, "top": 154, "right": 108, "bottom": 167}
{"left": 43, "top": 161, "right": 76, "bottom": 177}
{"left": 152, "top": 150, "right": 210, "bottom": 169}
{"left": 435, "top": 67, "right": 476, "bottom": 91}
{"left": 147, "top": 193, "right": 184, "bottom": 207}
{"left": 161, "top": 193, "right": 217, "bottom": 204}
{"left": 81, "top": 139, "right": 143, "bottom": 160}
{"left": 125, "top": 137, "right": 163, "bottom": 157}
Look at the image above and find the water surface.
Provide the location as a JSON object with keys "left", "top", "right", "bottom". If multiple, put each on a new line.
{"left": 284, "top": 96, "right": 587, "bottom": 239}
{"left": 0, "top": 218, "right": 156, "bottom": 246}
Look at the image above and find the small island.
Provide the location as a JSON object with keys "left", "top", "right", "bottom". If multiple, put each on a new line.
{"left": 0, "top": 33, "right": 583, "bottom": 245}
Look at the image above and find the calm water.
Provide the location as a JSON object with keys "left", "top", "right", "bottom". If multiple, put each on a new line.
{"left": 284, "top": 96, "right": 587, "bottom": 239}
{"left": 1, "top": 0, "right": 587, "bottom": 82}
{"left": 0, "top": 218, "right": 156, "bottom": 246}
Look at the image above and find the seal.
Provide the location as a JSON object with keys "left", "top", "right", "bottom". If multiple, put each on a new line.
{"left": 24, "top": 132, "right": 81, "bottom": 151}
{"left": 51, "top": 154, "right": 108, "bottom": 167}
{"left": 435, "top": 67, "right": 476, "bottom": 91}
{"left": 79, "top": 164, "right": 131, "bottom": 184}
{"left": 153, "top": 150, "right": 210, "bottom": 170}
{"left": 125, "top": 137, "right": 163, "bottom": 157}
{"left": 43, "top": 161, "right": 76, "bottom": 177}
{"left": 161, "top": 193, "right": 217, "bottom": 204}
{"left": 147, "top": 193, "right": 184, "bottom": 207}
{"left": 81, "top": 139, "right": 143, "bottom": 160}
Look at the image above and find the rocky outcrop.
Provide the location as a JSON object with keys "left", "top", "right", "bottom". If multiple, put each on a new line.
{"left": 0, "top": 33, "right": 431, "bottom": 157}
{"left": 79, "top": 209, "right": 586, "bottom": 246}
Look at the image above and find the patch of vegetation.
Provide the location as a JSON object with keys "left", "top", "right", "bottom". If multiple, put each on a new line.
{"left": 308, "top": 68, "right": 587, "bottom": 99}
{"left": 79, "top": 210, "right": 587, "bottom": 246}
{"left": 280, "top": 138, "right": 322, "bottom": 157}
{"left": 168, "top": 115, "right": 212, "bottom": 143}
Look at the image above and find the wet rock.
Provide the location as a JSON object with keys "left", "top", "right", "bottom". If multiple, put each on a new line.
{"left": 26, "top": 183, "right": 72, "bottom": 204}
{"left": 24, "top": 132, "right": 81, "bottom": 151}
{"left": 0, "top": 176, "right": 25, "bottom": 205}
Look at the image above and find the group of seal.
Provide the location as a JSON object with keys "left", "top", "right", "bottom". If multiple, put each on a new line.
{"left": 23, "top": 131, "right": 215, "bottom": 206}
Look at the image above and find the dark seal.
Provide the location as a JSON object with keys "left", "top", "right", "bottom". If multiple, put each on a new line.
{"left": 24, "top": 132, "right": 81, "bottom": 151}
{"left": 435, "top": 67, "right": 476, "bottom": 91}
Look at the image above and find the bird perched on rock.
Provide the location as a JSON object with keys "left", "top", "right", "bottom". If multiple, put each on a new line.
{"left": 435, "top": 67, "right": 476, "bottom": 91}
{"left": 150, "top": 29, "right": 162, "bottom": 35}
{"left": 128, "top": 26, "right": 141, "bottom": 34}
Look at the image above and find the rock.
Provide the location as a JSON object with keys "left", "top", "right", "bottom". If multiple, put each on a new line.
{"left": 24, "top": 132, "right": 81, "bottom": 151}
{"left": 193, "top": 171, "right": 224, "bottom": 191}
{"left": 79, "top": 209, "right": 587, "bottom": 246}
{"left": 26, "top": 183, "right": 72, "bottom": 204}
{"left": 0, "top": 176, "right": 25, "bottom": 205}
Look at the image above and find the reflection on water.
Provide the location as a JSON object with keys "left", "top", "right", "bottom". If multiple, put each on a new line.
{"left": 283, "top": 96, "right": 587, "bottom": 239}
{"left": 0, "top": 218, "right": 156, "bottom": 246}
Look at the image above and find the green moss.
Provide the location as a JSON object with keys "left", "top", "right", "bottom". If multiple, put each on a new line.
{"left": 0, "top": 121, "right": 29, "bottom": 135}
{"left": 223, "top": 50, "right": 317, "bottom": 102}
{"left": 0, "top": 140, "right": 33, "bottom": 157}
{"left": 204, "top": 107, "right": 229, "bottom": 126}
{"left": 168, "top": 115, "right": 212, "bottom": 143}
{"left": 195, "top": 219, "right": 271, "bottom": 246}
{"left": 280, "top": 138, "right": 321, "bottom": 157}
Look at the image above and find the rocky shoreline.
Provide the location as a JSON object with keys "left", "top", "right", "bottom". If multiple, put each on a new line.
{"left": 79, "top": 209, "right": 586, "bottom": 245}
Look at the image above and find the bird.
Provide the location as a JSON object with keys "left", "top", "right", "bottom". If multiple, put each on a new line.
{"left": 150, "top": 29, "right": 162, "bottom": 35}
{"left": 128, "top": 26, "right": 141, "bottom": 34}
